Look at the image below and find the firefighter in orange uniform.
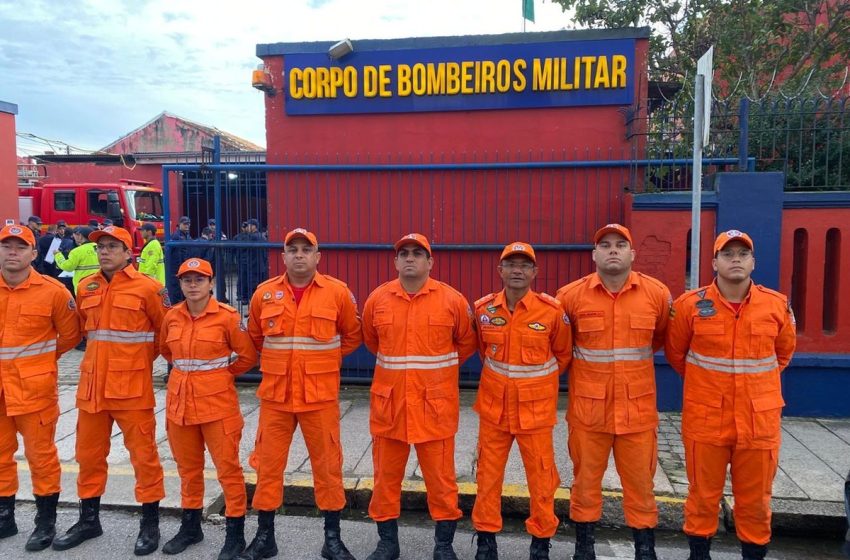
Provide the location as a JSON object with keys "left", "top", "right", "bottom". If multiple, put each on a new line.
{"left": 53, "top": 226, "right": 168, "bottom": 556}
{"left": 160, "top": 258, "right": 257, "bottom": 559}
{"left": 557, "top": 224, "right": 671, "bottom": 560}
{"left": 666, "top": 230, "right": 796, "bottom": 560}
{"left": 241, "top": 228, "right": 362, "bottom": 560}
{"left": 0, "top": 225, "right": 80, "bottom": 551}
{"left": 362, "top": 233, "right": 478, "bottom": 560}
{"left": 472, "top": 242, "right": 572, "bottom": 560}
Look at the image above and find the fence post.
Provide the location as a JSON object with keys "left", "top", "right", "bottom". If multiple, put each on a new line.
{"left": 738, "top": 97, "right": 750, "bottom": 171}
{"left": 213, "top": 136, "right": 226, "bottom": 302}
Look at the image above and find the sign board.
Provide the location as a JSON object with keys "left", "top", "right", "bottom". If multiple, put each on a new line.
{"left": 283, "top": 39, "right": 636, "bottom": 115}
{"left": 696, "top": 46, "right": 713, "bottom": 145}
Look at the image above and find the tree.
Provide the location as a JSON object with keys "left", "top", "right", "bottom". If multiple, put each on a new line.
{"left": 551, "top": 0, "right": 850, "bottom": 98}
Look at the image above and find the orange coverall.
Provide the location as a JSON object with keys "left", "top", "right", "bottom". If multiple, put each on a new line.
{"left": 247, "top": 273, "right": 362, "bottom": 512}
{"left": 160, "top": 298, "right": 257, "bottom": 517}
{"left": 0, "top": 269, "right": 80, "bottom": 497}
{"left": 557, "top": 271, "right": 671, "bottom": 528}
{"left": 75, "top": 266, "right": 169, "bottom": 503}
{"left": 362, "top": 277, "right": 477, "bottom": 522}
{"left": 472, "top": 289, "right": 572, "bottom": 538}
{"left": 665, "top": 281, "right": 796, "bottom": 546}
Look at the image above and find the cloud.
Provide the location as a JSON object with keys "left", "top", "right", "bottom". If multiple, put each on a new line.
{"left": 1, "top": 0, "right": 575, "bottom": 154}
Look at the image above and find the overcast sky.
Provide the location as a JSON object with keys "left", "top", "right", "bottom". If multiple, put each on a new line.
{"left": 2, "top": 0, "right": 576, "bottom": 156}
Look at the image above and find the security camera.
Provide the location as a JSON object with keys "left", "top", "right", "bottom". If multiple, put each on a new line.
{"left": 328, "top": 39, "right": 354, "bottom": 60}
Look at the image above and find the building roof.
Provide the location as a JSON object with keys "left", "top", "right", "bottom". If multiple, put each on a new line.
{"left": 100, "top": 111, "right": 263, "bottom": 154}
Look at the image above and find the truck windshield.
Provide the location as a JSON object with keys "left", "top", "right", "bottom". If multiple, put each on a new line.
{"left": 125, "top": 190, "right": 164, "bottom": 221}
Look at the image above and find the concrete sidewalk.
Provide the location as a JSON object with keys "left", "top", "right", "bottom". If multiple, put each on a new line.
{"left": 14, "top": 349, "right": 847, "bottom": 538}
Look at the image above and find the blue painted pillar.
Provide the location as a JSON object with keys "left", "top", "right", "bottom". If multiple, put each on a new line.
{"left": 713, "top": 172, "right": 784, "bottom": 290}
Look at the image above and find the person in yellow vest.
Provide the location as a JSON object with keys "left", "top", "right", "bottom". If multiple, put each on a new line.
{"left": 53, "top": 226, "right": 99, "bottom": 294}
{"left": 138, "top": 223, "right": 165, "bottom": 285}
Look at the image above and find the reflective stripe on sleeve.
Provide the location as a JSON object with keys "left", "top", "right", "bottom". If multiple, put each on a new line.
{"left": 0, "top": 339, "right": 58, "bottom": 360}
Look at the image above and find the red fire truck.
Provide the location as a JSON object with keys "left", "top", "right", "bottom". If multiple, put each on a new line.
{"left": 17, "top": 179, "right": 164, "bottom": 255}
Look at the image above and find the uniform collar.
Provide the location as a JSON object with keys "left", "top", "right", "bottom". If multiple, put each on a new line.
{"left": 178, "top": 297, "right": 219, "bottom": 319}
{"left": 588, "top": 270, "right": 639, "bottom": 293}
{"left": 282, "top": 272, "right": 325, "bottom": 290}
{"left": 389, "top": 276, "right": 438, "bottom": 297}
{"left": 493, "top": 289, "right": 535, "bottom": 311}
{"left": 0, "top": 267, "right": 44, "bottom": 290}
{"left": 708, "top": 279, "right": 754, "bottom": 306}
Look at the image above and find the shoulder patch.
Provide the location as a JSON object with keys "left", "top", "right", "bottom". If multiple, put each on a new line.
{"left": 218, "top": 302, "right": 237, "bottom": 313}
{"left": 536, "top": 292, "right": 562, "bottom": 309}
{"left": 159, "top": 287, "right": 172, "bottom": 308}
{"left": 474, "top": 293, "right": 496, "bottom": 308}
{"left": 67, "top": 297, "right": 76, "bottom": 311}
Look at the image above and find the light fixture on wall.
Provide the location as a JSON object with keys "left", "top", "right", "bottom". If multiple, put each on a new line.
{"left": 328, "top": 39, "right": 354, "bottom": 60}
{"left": 252, "top": 64, "right": 276, "bottom": 96}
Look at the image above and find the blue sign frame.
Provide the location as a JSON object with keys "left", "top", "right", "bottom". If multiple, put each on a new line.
{"left": 284, "top": 38, "right": 636, "bottom": 115}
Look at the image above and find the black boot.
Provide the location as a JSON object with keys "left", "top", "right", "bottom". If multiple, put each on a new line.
{"left": 237, "top": 510, "right": 277, "bottom": 559}
{"left": 52, "top": 497, "right": 103, "bottom": 550}
{"left": 741, "top": 541, "right": 768, "bottom": 560}
{"left": 321, "top": 510, "right": 355, "bottom": 560}
{"left": 366, "top": 519, "right": 400, "bottom": 560}
{"left": 686, "top": 535, "right": 712, "bottom": 560}
{"left": 0, "top": 495, "right": 16, "bottom": 539}
{"left": 474, "top": 531, "right": 498, "bottom": 560}
{"left": 529, "top": 536, "right": 551, "bottom": 559}
{"left": 134, "top": 501, "right": 160, "bottom": 556}
{"left": 433, "top": 520, "right": 458, "bottom": 560}
{"left": 573, "top": 522, "right": 596, "bottom": 560}
{"left": 218, "top": 516, "right": 246, "bottom": 560}
{"left": 632, "top": 528, "right": 657, "bottom": 560}
{"left": 162, "top": 508, "right": 204, "bottom": 554}
{"left": 25, "top": 493, "right": 59, "bottom": 551}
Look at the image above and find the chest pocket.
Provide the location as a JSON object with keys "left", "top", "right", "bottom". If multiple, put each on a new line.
{"left": 520, "top": 334, "right": 549, "bottom": 364}
{"left": 629, "top": 313, "right": 655, "bottom": 347}
{"left": 18, "top": 304, "right": 53, "bottom": 337}
{"left": 428, "top": 314, "right": 454, "bottom": 349}
{"left": 164, "top": 326, "right": 182, "bottom": 357}
{"left": 371, "top": 309, "right": 394, "bottom": 353}
{"left": 259, "top": 304, "right": 285, "bottom": 336}
{"left": 694, "top": 319, "right": 724, "bottom": 336}
{"left": 310, "top": 307, "right": 338, "bottom": 341}
{"left": 109, "top": 294, "right": 145, "bottom": 331}
{"left": 195, "top": 330, "right": 227, "bottom": 357}
{"left": 79, "top": 295, "right": 102, "bottom": 330}
{"left": 576, "top": 315, "right": 605, "bottom": 345}
{"left": 751, "top": 321, "right": 779, "bottom": 357}
{"left": 481, "top": 331, "right": 505, "bottom": 360}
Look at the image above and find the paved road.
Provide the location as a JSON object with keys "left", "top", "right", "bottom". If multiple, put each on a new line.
{"left": 1, "top": 504, "right": 847, "bottom": 559}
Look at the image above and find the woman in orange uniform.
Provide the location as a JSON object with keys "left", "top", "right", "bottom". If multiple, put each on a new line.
{"left": 159, "top": 258, "right": 257, "bottom": 559}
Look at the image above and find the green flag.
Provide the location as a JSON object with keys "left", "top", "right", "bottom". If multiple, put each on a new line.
{"left": 523, "top": 0, "right": 535, "bottom": 22}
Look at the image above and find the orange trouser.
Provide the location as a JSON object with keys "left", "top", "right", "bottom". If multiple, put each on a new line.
{"left": 568, "top": 426, "right": 658, "bottom": 528}
{"left": 683, "top": 437, "right": 778, "bottom": 545}
{"left": 369, "top": 435, "right": 462, "bottom": 522}
{"left": 250, "top": 404, "right": 345, "bottom": 512}
{"left": 473, "top": 420, "right": 560, "bottom": 537}
{"left": 0, "top": 399, "right": 60, "bottom": 497}
{"left": 76, "top": 408, "right": 165, "bottom": 503}
{"left": 167, "top": 414, "right": 246, "bottom": 517}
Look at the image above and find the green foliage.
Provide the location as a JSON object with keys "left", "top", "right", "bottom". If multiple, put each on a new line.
{"left": 550, "top": 0, "right": 850, "bottom": 98}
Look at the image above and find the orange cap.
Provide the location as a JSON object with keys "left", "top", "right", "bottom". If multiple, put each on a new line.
{"left": 593, "top": 223, "right": 633, "bottom": 245}
{"left": 394, "top": 233, "right": 431, "bottom": 256}
{"left": 0, "top": 225, "right": 36, "bottom": 247}
{"left": 713, "top": 229, "right": 754, "bottom": 254}
{"left": 500, "top": 241, "right": 536, "bottom": 263}
{"left": 89, "top": 226, "right": 133, "bottom": 250}
{"left": 284, "top": 227, "right": 318, "bottom": 247}
{"left": 177, "top": 258, "right": 213, "bottom": 277}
